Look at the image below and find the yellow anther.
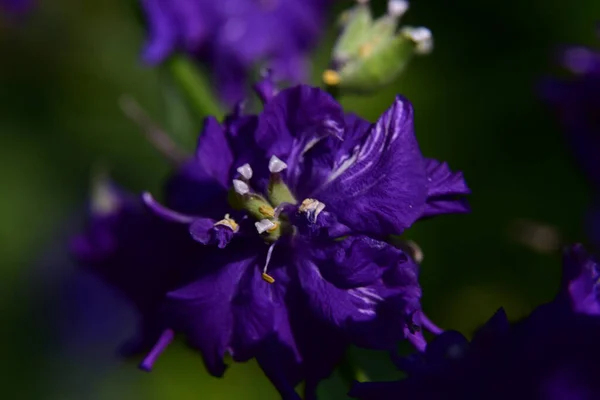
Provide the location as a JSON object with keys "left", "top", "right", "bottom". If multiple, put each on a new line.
{"left": 267, "top": 222, "right": 279, "bottom": 233}
{"left": 262, "top": 272, "right": 275, "bottom": 284}
{"left": 359, "top": 43, "right": 373, "bottom": 58}
{"left": 258, "top": 205, "right": 275, "bottom": 218}
{"left": 322, "top": 69, "right": 341, "bottom": 86}
{"left": 214, "top": 214, "right": 239, "bottom": 232}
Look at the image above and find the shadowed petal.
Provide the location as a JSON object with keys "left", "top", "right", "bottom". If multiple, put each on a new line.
{"left": 420, "top": 159, "right": 471, "bottom": 218}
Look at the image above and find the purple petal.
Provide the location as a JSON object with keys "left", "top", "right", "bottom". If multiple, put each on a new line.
{"left": 255, "top": 85, "right": 345, "bottom": 175}
{"left": 164, "top": 159, "right": 231, "bottom": 217}
{"left": 189, "top": 219, "right": 236, "bottom": 248}
{"left": 316, "top": 96, "right": 428, "bottom": 236}
{"left": 142, "top": 192, "right": 196, "bottom": 223}
{"left": 296, "top": 236, "right": 420, "bottom": 349}
{"left": 72, "top": 186, "right": 201, "bottom": 357}
{"left": 561, "top": 244, "right": 600, "bottom": 316}
{"left": 424, "top": 159, "right": 470, "bottom": 198}
{"left": 195, "top": 116, "right": 234, "bottom": 188}
{"left": 166, "top": 248, "right": 275, "bottom": 375}
{"left": 140, "top": 0, "right": 178, "bottom": 64}
{"left": 253, "top": 69, "right": 279, "bottom": 104}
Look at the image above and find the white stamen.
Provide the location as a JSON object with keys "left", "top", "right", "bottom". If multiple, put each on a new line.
{"left": 232, "top": 179, "right": 249, "bottom": 195}
{"left": 401, "top": 27, "right": 433, "bottom": 54}
{"left": 263, "top": 242, "right": 277, "bottom": 274}
{"left": 268, "top": 155, "right": 287, "bottom": 173}
{"left": 255, "top": 219, "right": 276, "bottom": 234}
{"left": 236, "top": 163, "right": 253, "bottom": 180}
{"left": 387, "top": 0, "right": 409, "bottom": 18}
{"left": 299, "top": 198, "right": 326, "bottom": 223}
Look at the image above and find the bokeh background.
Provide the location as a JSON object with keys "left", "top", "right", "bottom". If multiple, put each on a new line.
{"left": 2, "top": 0, "right": 600, "bottom": 399}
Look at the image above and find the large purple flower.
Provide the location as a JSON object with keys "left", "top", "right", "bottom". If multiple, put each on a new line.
{"left": 74, "top": 82, "right": 469, "bottom": 398}
{"left": 131, "top": 83, "right": 469, "bottom": 397}
{"left": 141, "top": 0, "right": 332, "bottom": 104}
{"left": 350, "top": 245, "right": 600, "bottom": 400}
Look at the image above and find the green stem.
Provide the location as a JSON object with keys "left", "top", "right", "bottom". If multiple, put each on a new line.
{"left": 167, "top": 55, "right": 225, "bottom": 120}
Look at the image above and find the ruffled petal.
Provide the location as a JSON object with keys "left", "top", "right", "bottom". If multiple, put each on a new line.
{"left": 255, "top": 85, "right": 345, "bottom": 183}
{"left": 165, "top": 248, "right": 275, "bottom": 375}
{"left": 296, "top": 236, "right": 420, "bottom": 349}
{"left": 316, "top": 96, "right": 428, "bottom": 236}
{"left": 140, "top": 0, "right": 178, "bottom": 64}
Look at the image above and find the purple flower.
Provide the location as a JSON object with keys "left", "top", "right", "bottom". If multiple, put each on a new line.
{"left": 543, "top": 29, "right": 600, "bottom": 187}
{"left": 350, "top": 245, "right": 600, "bottom": 400}
{"left": 71, "top": 179, "right": 202, "bottom": 356}
{"left": 0, "top": 0, "right": 32, "bottom": 15}
{"left": 75, "top": 82, "right": 469, "bottom": 398}
{"left": 135, "top": 83, "right": 469, "bottom": 396}
{"left": 543, "top": 28, "right": 600, "bottom": 250}
{"left": 141, "top": 0, "right": 332, "bottom": 104}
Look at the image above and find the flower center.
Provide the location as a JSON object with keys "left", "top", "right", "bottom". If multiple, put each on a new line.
{"left": 229, "top": 157, "right": 328, "bottom": 285}
{"left": 230, "top": 156, "right": 298, "bottom": 244}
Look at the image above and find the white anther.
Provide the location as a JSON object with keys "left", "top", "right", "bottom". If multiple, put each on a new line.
{"left": 388, "top": 0, "right": 409, "bottom": 18}
{"left": 236, "top": 163, "right": 253, "bottom": 180}
{"left": 299, "top": 198, "right": 326, "bottom": 222}
{"left": 233, "top": 179, "right": 250, "bottom": 195}
{"left": 402, "top": 27, "right": 433, "bottom": 54}
{"left": 268, "top": 155, "right": 287, "bottom": 173}
{"left": 255, "top": 219, "right": 277, "bottom": 234}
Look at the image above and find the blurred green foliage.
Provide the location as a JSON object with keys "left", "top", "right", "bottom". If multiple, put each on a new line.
{"left": 1, "top": 0, "right": 600, "bottom": 399}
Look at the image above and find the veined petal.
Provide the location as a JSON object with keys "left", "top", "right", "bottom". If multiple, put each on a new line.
{"left": 296, "top": 236, "right": 420, "bottom": 349}
{"left": 316, "top": 96, "right": 428, "bottom": 236}
{"left": 255, "top": 86, "right": 345, "bottom": 185}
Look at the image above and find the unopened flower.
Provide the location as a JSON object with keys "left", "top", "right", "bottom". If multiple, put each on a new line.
{"left": 141, "top": 0, "right": 333, "bottom": 104}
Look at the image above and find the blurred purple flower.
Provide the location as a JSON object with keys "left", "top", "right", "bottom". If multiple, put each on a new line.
{"left": 141, "top": 0, "right": 333, "bottom": 104}
{"left": 350, "top": 244, "right": 600, "bottom": 400}
{"left": 0, "top": 0, "right": 32, "bottom": 15}
{"left": 543, "top": 28, "right": 600, "bottom": 248}
{"left": 543, "top": 29, "right": 600, "bottom": 187}
{"left": 74, "top": 82, "right": 470, "bottom": 398}
{"left": 71, "top": 180, "right": 202, "bottom": 356}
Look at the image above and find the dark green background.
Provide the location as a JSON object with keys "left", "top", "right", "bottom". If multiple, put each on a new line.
{"left": 1, "top": 0, "right": 599, "bottom": 398}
